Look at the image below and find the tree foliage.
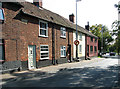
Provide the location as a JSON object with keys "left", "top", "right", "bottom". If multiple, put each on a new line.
{"left": 111, "top": 20, "right": 120, "bottom": 55}
{"left": 90, "top": 24, "right": 113, "bottom": 53}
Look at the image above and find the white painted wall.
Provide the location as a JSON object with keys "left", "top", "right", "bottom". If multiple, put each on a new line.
{"left": 73, "top": 31, "right": 85, "bottom": 58}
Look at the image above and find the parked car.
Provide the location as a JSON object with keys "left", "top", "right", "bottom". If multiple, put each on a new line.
{"left": 110, "top": 52, "right": 116, "bottom": 56}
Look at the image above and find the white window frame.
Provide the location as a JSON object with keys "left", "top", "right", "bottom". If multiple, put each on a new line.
{"left": 79, "top": 33, "right": 82, "bottom": 40}
{"left": 60, "top": 27, "right": 66, "bottom": 38}
{"left": 0, "top": 8, "right": 4, "bottom": 21}
{"left": 39, "top": 20, "right": 48, "bottom": 37}
{"left": 60, "top": 46, "right": 66, "bottom": 57}
{"left": 79, "top": 45, "right": 82, "bottom": 53}
{"left": 40, "top": 45, "right": 49, "bottom": 60}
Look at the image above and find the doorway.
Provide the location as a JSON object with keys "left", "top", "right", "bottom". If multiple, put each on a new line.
{"left": 87, "top": 45, "right": 89, "bottom": 57}
{"left": 28, "top": 45, "right": 36, "bottom": 69}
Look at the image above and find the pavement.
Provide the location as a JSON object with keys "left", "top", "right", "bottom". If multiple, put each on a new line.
{"left": 0, "top": 57, "right": 105, "bottom": 85}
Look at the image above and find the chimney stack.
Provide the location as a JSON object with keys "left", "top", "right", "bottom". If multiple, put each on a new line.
{"left": 69, "top": 13, "right": 75, "bottom": 23}
{"left": 85, "top": 21, "right": 89, "bottom": 31}
{"left": 33, "top": 0, "right": 42, "bottom": 8}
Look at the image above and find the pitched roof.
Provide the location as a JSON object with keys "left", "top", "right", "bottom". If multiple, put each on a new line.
{"left": 17, "top": 1, "right": 97, "bottom": 38}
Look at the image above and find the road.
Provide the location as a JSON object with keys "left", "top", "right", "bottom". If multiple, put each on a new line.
{"left": 2, "top": 56, "right": 120, "bottom": 88}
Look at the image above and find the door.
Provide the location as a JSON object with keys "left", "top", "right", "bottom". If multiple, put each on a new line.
{"left": 28, "top": 45, "right": 36, "bottom": 69}
{"left": 87, "top": 45, "right": 89, "bottom": 57}
{"left": 67, "top": 44, "right": 71, "bottom": 62}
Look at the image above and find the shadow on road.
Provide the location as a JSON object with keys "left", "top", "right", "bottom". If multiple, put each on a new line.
{"left": 2, "top": 65, "right": 120, "bottom": 88}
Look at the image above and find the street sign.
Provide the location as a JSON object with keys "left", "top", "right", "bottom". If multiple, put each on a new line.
{"left": 74, "top": 40, "right": 79, "bottom": 45}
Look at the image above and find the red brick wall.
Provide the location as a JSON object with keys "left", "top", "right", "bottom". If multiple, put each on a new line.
{"left": 2, "top": 2, "right": 73, "bottom": 62}
{"left": 2, "top": 3, "right": 22, "bottom": 61}
{"left": 54, "top": 25, "right": 73, "bottom": 59}
{"left": 86, "top": 36, "right": 98, "bottom": 57}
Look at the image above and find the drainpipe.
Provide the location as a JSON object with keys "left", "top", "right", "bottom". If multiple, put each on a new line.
{"left": 85, "top": 34, "right": 87, "bottom": 60}
{"left": 52, "top": 24, "right": 56, "bottom": 65}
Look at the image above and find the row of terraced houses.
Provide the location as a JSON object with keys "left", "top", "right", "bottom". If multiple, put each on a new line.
{"left": 0, "top": 0, "right": 98, "bottom": 73}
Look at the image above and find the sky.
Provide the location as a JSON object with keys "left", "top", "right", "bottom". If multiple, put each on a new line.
{"left": 26, "top": 0, "right": 119, "bottom": 30}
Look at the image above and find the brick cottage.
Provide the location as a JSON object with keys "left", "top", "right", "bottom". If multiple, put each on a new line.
{"left": 0, "top": 0, "right": 98, "bottom": 73}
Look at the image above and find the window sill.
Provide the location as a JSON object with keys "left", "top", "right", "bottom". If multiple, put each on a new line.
{"left": 60, "top": 56, "right": 66, "bottom": 58}
{"left": 38, "top": 35, "right": 48, "bottom": 38}
{"left": 60, "top": 36, "right": 66, "bottom": 39}
{"left": 39, "top": 59, "right": 49, "bottom": 61}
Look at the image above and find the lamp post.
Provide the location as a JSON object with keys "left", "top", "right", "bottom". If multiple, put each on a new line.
{"left": 101, "top": 26, "right": 104, "bottom": 55}
{"left": 114, "top": 2, "right": 120, "bottom": 55}
{"left": 75, "top": 0, "right": 81, "bottom": 58}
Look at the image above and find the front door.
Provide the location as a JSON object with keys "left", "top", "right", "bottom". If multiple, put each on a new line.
{"left": 28, "top": 45, "right": 36, "bottom": 69}
{"left": 87, "top": 45, "right": 89, "bottom": 57}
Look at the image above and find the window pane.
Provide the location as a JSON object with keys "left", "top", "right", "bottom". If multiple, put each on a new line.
{"left": 41, "top": 46, "right": 48, "bottom": 48}
{"left": 41, "top": 53, "right": 48, "bottom": 56}
{"left": 90, "top": 46, "right": 93, "bottom": 52}
{"left": 0, "top": 9, "right": 4, "bottom": 20}
{"left": 61, "top": 29, "right": 63, "bottom": 36}
{"left": 41, "top": 56, "right": 48, "bottom": 58}
{"left": 80, "top": 33, "right": 82, "bottom": 40}
{"left": 61, "top": 27, "right": 66, "bottom": 37}
{"left": 91, "top": 37, "right": 93, "bottom": 42}
{"left": 41, "top": 49, "right": 48, "bottom": 51}
{"left": 63, "top": 32, "right": 66, "bottom": 36}
{"left": 61, "top": 46, "right": 66, "bottom": 57}
{"left": 40, "top": 22, "right": 47, "bottom": 29}
{"left": 61, "top": 46, "right": 63, "bottom": 50}
{"left": 64, "top": 50, "right": 66, "bottom": 56}
{"left": 0, "top": 40, "right": 4, "bottom": 60}
{"left": 0, "top": 2, "right": 2, "bottom": 7}
{"left": 45, "top": 24, "right": 47, "bottom": 29}
{"left": 39, "top": 21, "right": 48, "bottom": 36}
{"left": 79, "top": 45, "right": 82, "bottom": 52}
{"left": 0, "top": 45, "right": 2, "bottom": 60}
{"left": 40, "top": 45, "right": 49, "bottom": 59}
{"left": 40, "top": 29, "right": 46, "bottom": 35}
{"left": 61, "top": 50, "right": 63, "bottom": 56}
{"left": 94, "top": 46, "right": 97, "bottom": 52}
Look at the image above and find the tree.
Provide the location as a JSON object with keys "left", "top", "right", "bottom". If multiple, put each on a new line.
{"left": 90, "top": 24, "right": 113, "bottom": 53}
{"left": 112, "top": 20, "right": 120, "bottom": 55}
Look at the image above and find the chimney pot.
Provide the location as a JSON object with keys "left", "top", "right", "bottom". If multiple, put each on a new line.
{"left": 85, "top": 21, "right": 90, "bottom": 31}
{"left": 33, "top": 0, "right": 42, "bottom": 8}
{"left": 69, "top": 13, "right": 75, "bottom": 23}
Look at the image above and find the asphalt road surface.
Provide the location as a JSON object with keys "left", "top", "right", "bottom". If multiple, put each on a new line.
{"left": 2, "top": 56, "right": 120, "bottom": 88}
